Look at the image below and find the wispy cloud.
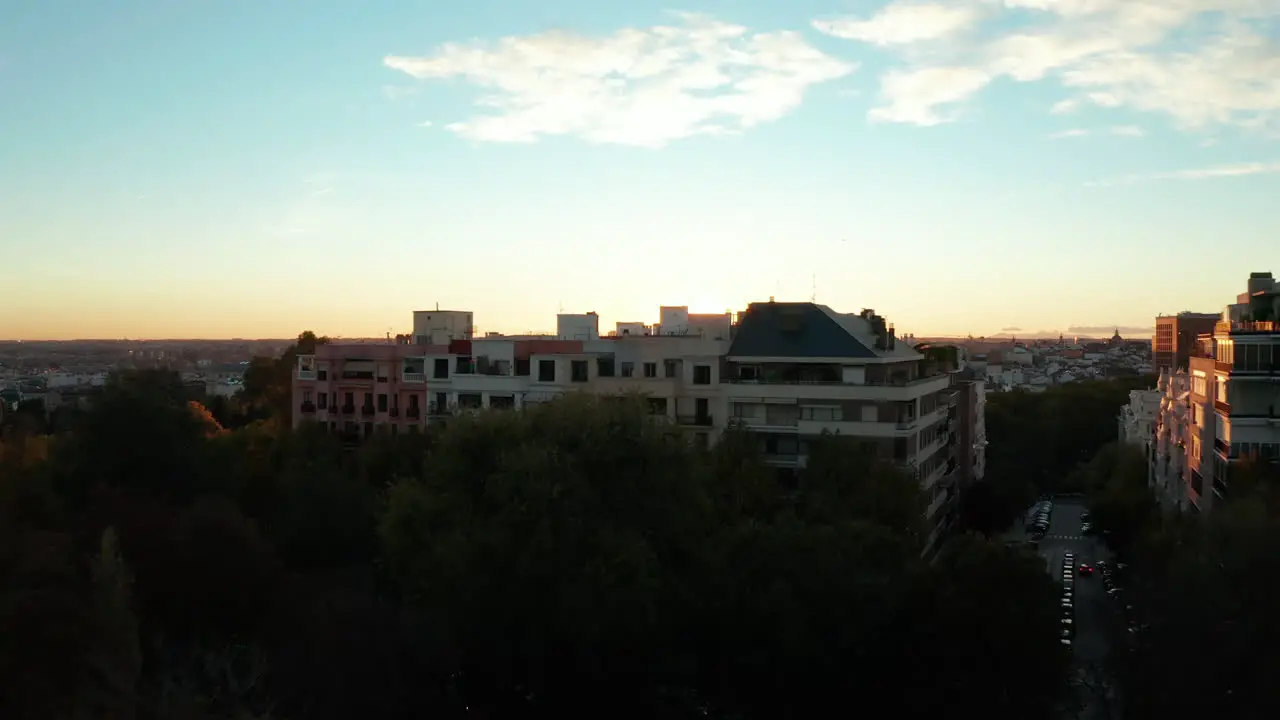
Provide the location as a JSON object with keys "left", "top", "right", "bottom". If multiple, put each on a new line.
{"left": 382, "top": 84, "right": 419, "bottom": 100}
{"left": 312, "top": 187, "right": 333, "bottom": 197}
{"left": 384, "top": 12, "right": 854, "bottom": 147}
{"left": 1050, "top": 125, "right": 1144, "bottom": 138}
{"left": 418, "top": 120, "right": 433, "bottom": 128}
{"left": 815, "top": 0, "right": 1280, "bottom": 133}
{"left": 1000, "top": 326, "right": 1023, "bottom": 332}
{"left": 1087, "top": 161, "right": 1280, "bottom": 187}
{"left": 1069, "top": 326, "right": 1151, "bottom": 336}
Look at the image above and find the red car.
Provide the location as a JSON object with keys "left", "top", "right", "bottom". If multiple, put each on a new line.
{"left": 1077, "top": 563, "right": 1094, "bottom": 576}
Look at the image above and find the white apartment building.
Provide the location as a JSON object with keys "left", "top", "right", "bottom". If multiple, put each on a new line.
{"left": 293, "top": 301, "right": 984, "bottom": 547}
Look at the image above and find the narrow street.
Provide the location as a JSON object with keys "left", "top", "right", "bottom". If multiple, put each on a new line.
{"left": 1015, "top": 499, "right": 1117, "bottom": 718}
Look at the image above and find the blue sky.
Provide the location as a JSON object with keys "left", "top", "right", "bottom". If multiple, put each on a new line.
{"left": 2, "top": 0, "right": 1278, "bottom": 340}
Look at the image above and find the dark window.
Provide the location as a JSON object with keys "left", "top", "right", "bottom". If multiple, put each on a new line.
{"left": 408, "top": 394, "right": 421, "bottom": 409}
{"left": 317, "top": 370, "right": 327, "bottom": 381}
{"left": 621, "top": 362, "right": 635, "bottom": 377}
{"left": 596, "top": 357, "right": 615, "bottom": 377}
{"left": 571, "top": 360, "right": 589, "bottom": 382}
{"left": 516, "top": 358, "right": 531, "bottom": 376}
{"left": 643, "top": 362, "right": 657, "bottom": 378}
{"left": 663, "top": 359, "right": 679, "bottom": 378}
{"left": 539, "top": 360, "right": 556, "bottom": 382}
{"left": 433, "top": 358, "right": 449, "bottom": 378}
{"left": 343, "top": 392, "right": 354, "bottom": 406}
{"left": 433, "top": 392, "right": 446, "bottom": 412}
{"left": 377, "top": 393, "right": 388, "bottom": 411}
{"left": 318, "top": 394, "right": 328, "bottom": 409}
{"left": 693, "top": 365, "right": 712, "bottom": 385}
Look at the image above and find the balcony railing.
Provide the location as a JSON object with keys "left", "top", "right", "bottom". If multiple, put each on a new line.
{"left": 300, "top": 401, "right": 316, "bottom": 414}
{"left": 1217, "top": 320, "right": 1278, "bottom": 335}
{"left": 677, "top": 414, "right": 714, "bottom": 427}
{"left": 403, "top": 372, "right": 426, "bottom": 383}
{"left": 361, "top": 405, "right": 375, "bottom": 417}
{"left": 341, "top": 371, "right": 375, "bottom": 380}
{"left": 723, "top": 373, "right": 944, "bottom": 387}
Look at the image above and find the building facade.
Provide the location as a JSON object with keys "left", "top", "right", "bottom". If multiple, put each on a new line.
{"left": 1153, "top": 312, "right": 1220, "bottom": 371}
{"left": 292, "top": 301, "right": 987, "bottom": 547}
{"left": 1131, "top": 272, "right": 1279, "bottom": 513}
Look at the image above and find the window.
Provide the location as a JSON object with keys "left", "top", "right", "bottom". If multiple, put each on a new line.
{"left": 343, "top": 392, "right": 354, "bottom": 407}
{"left": 621, "top": 362, "right": 635, "bottom": 377}
{"left": 663, "top": 359, "right": 679, "bottom": 378}
{"left": 318, "top": 394, "right": 328, "bottom": 409}
{"left": 596, "top": 357, "right": 615, "bottom": 377}
{"left": 801, "top": 406, "right": 843, "bottom": 422}
{"left": 692, "top": 365, "right": 712, "bottom": 385}
{"left": 539, "top": 359, "right": 556, "bottom": 382}
{"left": 317, "top": 369, "right": 327, "bottom": 381}
{"left": 433, "top": 358, "right": 449, "bottom": 379}
{"left": 516, "top": 358, "right": 531, "bottom": 376}
{"left": 643, "top": 362, "right": 657, "bottom": 378}
{"left": 377, "top": 393, "right": 388, "bottom": 412}
{"left": 571, "top": 360, "right": 589, "bottom": 382}
{"left": 303, "top": 390, "right": 313, "bottom": 403}
{"left": 1191, "top": 374, "right": 1207, "bottom": 396}
{"left": 362, "top": 392, "right": 374, "bottom": 409}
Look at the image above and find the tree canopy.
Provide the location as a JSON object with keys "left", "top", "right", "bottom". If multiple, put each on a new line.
{"left": 0, "top": 361, "right": 1077, "bottom": 719}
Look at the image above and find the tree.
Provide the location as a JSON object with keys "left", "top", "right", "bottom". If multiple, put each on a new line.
{"left": 800, "top": 433, "right": 927, "bottom": 540}
{"left": 906, "top": 533, "right": 1073, "bottom": 716}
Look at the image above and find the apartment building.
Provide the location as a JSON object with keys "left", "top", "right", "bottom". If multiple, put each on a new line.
{"left": 1153, "top": 311, "right": 1220, "bottom": 371}
{"left": 1132, "top": 272, "right": 1280, "bottom": 513}
{"left": 292, "top": 301, "right": 987, "bottom": 545}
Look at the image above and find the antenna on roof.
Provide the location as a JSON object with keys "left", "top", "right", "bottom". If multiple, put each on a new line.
{"left": 435, "top": 301, "right": 439, "bottom": 311}
{"left": 811, "top": 273, "right": 817, "bottom": 303}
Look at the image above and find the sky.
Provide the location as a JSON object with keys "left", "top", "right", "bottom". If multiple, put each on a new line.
{"left": 2, "top": 0, "right": 1278, "bottom": 341}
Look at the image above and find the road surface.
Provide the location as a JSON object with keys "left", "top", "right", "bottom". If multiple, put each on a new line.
{"left": 1025, "top": 500, "right": 1119, "bottom": 718}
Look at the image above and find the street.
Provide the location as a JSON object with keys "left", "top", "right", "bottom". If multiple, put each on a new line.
{"left": 1033, "top": 500, "right": 1110, "bottom": 664}
{"left": 1019, "top": 498, "right": 1117, "bottom": 718}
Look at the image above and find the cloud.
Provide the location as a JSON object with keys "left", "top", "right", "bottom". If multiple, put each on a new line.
{"left": 1000, "top": 326, "right": 1023, "bottom": 332}
{"left": 1050, "top": 98, "right": 1078, "bottom": 114}
{"left": 868, "top": 66, "right": 991, "bottom": 125}
{"left": 418, "top": 120, "right": 433, "bottom": 128}
{"left": 1049, "top": 125, "right": 1143, "bottom": 138}
{"left": 382, "top": 85, "right": 419, "bottom": 100}
{"left": 312, "top": 187, "right": 333, "bottom": 197}
{"left": 812, "top": 3, "right": 979, "bottom": 46}
{"left": 383, "top": 12, "right": 854, "bottom": 147}
{"left": 816, "top": 0, "right": 1280, "bottom": 132}
{"left": 1068, "top": 326, "right": 1152, "bottom": 336}
{"left": 1086, "top": 160, "right": 1280, "bottom": 186}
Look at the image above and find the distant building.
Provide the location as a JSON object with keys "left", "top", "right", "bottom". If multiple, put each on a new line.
{"left": 1154, "top": 312, "right": 1220, "bottom": 371}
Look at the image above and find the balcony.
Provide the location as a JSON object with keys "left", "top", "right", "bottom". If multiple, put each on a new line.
{"left": 341, "top": 404, "right": 355, "bottom": 415}
{"left": 1217, "top": 320, "right": 1278, "bottom": 335}
{"left": 406, "top": 406, "right": 421, "bottom": 419}
{"left": 402, "top": 372, "right": 426, "bottom": 383}
{"left": 677, "top": 414, "right": 714, "bottom": 427}
{"left": 389, "top": 407, "right": 400, "bottom": 417}
{"left": 341, "top": 371, "right": 375, "bottom": 381}
{"left": 300, "top": 401, "right": 316, "bottom": 414}
{"left": 361, "top": 404, "right": 375, "bottom": 417}
{"left": 724, "top": 372, "right": 949, "bottom": 402}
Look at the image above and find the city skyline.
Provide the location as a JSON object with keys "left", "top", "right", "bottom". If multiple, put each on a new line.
{"left": 3, "top": 0, "right": 1278, "bottom": 340}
